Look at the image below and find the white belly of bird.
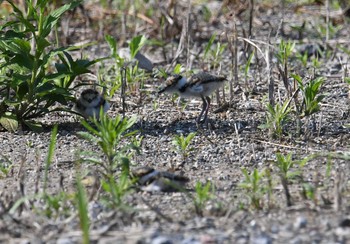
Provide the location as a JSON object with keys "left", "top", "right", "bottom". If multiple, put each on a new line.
{"left": 185, "top": 82, "right": 224, "bottom": 97}
{"left": 85, "top": 102, "right": 110, "bottom": 118}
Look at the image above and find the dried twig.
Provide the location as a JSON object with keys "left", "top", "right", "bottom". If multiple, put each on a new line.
{"left": 120, "top": 67, "right": 127, "bottom": 115}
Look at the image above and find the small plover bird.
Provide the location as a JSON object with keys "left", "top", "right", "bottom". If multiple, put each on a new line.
{"left": 158, "top": 72, "right": 227, "bottom": 124}
{"left": 131, "top": 166, "right": 189, "bottom": 192}
{"left": 73, "top": 89, "right": 110, "bottom": 119}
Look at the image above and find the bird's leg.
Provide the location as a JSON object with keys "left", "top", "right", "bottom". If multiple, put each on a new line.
{"left": 202, "top": 96, "right": 211, "bottom": 125}
{"left": 197, "top": 96, "right": 207, "bottom": 124}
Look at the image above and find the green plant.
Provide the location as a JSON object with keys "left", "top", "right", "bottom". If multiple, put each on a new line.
{"left": 153, "top": 100, "right": 159, "bottom": 111}
{"left": 172, "top": 132, "right": 196, "bottom": 160}
{"left": 78, "top": 111, "right": 138, "bottom": 207}
{"left": 243, "top": 50, "right": 255, "bottom": 92}
{"left": 42, "top": 191, "right": 72, "bottom": 219}
{"left": 104, "top": 34, "right": 123, "bottom": 98}
{"left": 275, "top": 40, "right": 295, "bottom": 97}
{"left": 41, "top": 124, "right": 75, "bottom": 219}
{"left": 274, "top": 152, "right": 307, "bottom": 206}
{"left": 0, "top": 0, "right": 97, "bottom": 131}
{"left": 100, "top": 167, "right": 132, "bottom": 208}
{"left": 316, "top": 21, "right": 342, "bottom": 40}
{"left": 193, "top": 181, "right": 214, "bottom": 216}
{"left": 293, "top": 75, "right": 325, "bottom": 117}
{"left": 239, "top": 168, "right": 267, "bottom": 210}
{"left": 302, "top": 182, "right": 316, "bottom": 202}
{"left": 129, "top": 35, "right": 147, "bottom": 59}
{"left": 203, "top": 34, "right": 227, "bottom": 70}
{"left": 311, "top": 56, "right": 321, "bottom": 69}
{"left": 173, "top": 63, "right": 183, "bottom": 74}
{"left": 295, "top": 51, "right": 308, "bottom": 67}
{"left": 76, "top": 173, "right": 90, "bottom": 244}
{"left": 43, "top": 124, "right": 58, "bottom": 195}
{"left": 275, "top": 153, "right": 306, "bottom": 179}
{"left": 78, "top": 111, "right": 138, "bottom": 176}
{"left": 104, "top": 34, "right": 150, "bottom": 112}
{"left": 10, "top": 125, "right": 73, "bottom": 219}
{"left": 200, "top": 5, "right": 212, "bottom": 22}
{"left": 259, "top": 99, "right": 292, "bottom": 138}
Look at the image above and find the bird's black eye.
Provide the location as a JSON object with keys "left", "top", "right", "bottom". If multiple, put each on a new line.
{"left": 177, "top": 75, "right": 182, "bottom": 80}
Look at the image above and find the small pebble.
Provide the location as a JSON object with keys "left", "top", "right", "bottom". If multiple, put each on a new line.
{"left": 251, "top": 234, "right": 272, "bottom": 244}
{"left": 151, "top": 236, "right": 173, "bottom": 244}
{"left": 294, "top": 216, "right": 307, "bottom": 229}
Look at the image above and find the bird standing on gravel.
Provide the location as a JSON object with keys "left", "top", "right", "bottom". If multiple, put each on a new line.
{"left": 158, "top": 72, "right": 227, "bottom": 125}
{"left": 73, "top": 88, "right": 110, "bottom": 119}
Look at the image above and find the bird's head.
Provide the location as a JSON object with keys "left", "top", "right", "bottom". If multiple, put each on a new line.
{"left": 158, "top": 74, "right": 184, "bottom": 94}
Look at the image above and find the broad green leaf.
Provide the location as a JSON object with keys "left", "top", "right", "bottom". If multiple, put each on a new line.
{"left": 105, "top": 34, "right": 117, "bottom": 57}
{"left": 129, "top": 35, "right": 147, "bottom": 59}
{"left": 11, "top": 54, "right": 34, "bottom": 70}
{"left": 36, "top": 36, "right": 51, "bottom": 53}
{"left": 0, "top": 112, "right": 19, "bottom": 132}
{"left": 2, "top": 38, "right": 31, "bottom": 54}
{"left": 173, "top": 64, "right": 182, "bottom": 74}
{"left": 41, "top": 1, "right": 82, "bottom": 38}
{"left": 2, "top": 30, "right": 27, "bottom": 39}
{"left": 204, "top": 34, "right": 216, "bottom": 59}
{"left": 44, "top": 72, "right": 74, "bottom": 81}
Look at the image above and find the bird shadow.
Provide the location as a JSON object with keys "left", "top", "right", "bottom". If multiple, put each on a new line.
{"left": 25, "top": 115, "right": 250, "bottom": 138}
{"left": 134, "top": 117, "right": 248, "bottom": 137}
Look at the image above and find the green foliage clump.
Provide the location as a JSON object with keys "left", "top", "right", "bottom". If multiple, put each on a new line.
{"left": 0, "top": 0, "right": 96, "bottom": 131}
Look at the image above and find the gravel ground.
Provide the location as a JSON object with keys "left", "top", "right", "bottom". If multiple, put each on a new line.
{"left": 1, "top": 1, "right": 350, "bottom": 243}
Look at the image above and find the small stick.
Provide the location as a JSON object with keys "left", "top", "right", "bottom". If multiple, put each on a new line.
{"left": 120, "top": 67, "right": 127, "bottom": 115}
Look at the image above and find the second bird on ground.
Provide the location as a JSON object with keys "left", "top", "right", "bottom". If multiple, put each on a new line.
{"left": 73, "top": 89, "right": 110, "bottom": 119}
{"left": 158, "top": 72, "right": 227, "bottom": 125}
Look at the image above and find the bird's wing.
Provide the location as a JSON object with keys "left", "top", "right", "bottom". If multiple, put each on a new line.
{"left": 188, "top": 72, "right": 226, "bottom": 85}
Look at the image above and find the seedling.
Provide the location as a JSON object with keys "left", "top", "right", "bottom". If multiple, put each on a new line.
{"left": 203, "top": 34, "right": 227, "bottom": 70}
{"left": 173, "top": 63, "right": 183, "bottom": 74}
{"left": 274, "top": 152, "right": 307, "bottom": 206}
{"left": 311, "top": 56, "right": 321, "bottom": 69}
{"left": 293, "top": 75, "right": 325, "bottom": 117}
{"left": 78, "top": 110, "right": 138, "bottom": 208}
{"left": 316, "top": 21, "right": 342, "bottom": 40}
{"left": 193, "top": 181, "right": 214, "bottom": 216}
{"left": 275, "top": 40, "right": 295, "bottom": 96}
{"left": 43, "top": 125, "right": 58, "bottom": 195}
{"left": 105, "top": 34, "right": 150, "bottom": 112}
{"left": 100, "top": 167, "right": 132, "bottom": 208}
{"left": 302, "top": 182, "right": 316, "bottom": 203}
{"left": 172, "top": 132, "right": 196, "bottom": 161}
{"left": 239, "top": 168, "right": 268, "bottom": 210}
{"left": 243, "top": 50, "right": 255, "bottom": 92}
{"left": 78, "top": 110, "right": 138, "bottom": 176}
{"left": 296, "top": 51, "right": 308, "bottom": 67}
{"left": 42, "top": 191, "right": 72, "bottom": 219}
{"left": 76, "top": 173, "right": 90, "bottom": 244}
{"left": 259, "top": 99, "right": 292, "bottom": 138}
